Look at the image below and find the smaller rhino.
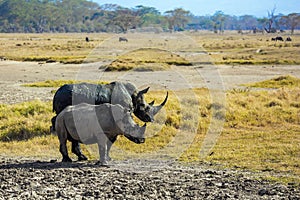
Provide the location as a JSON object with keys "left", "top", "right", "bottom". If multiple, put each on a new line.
{"left": 55, "top": 103, "right": 146, "bottom": 165}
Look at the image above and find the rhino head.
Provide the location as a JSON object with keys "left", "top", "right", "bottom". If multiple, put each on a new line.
{"left": 133, "top": 87, "right": 168, "bottom": 122}
{"left": 123, "top": 124, "right": 146, "bottom": 144}
{"left": 115, "top": 108, "right": 146, "bottom": 144}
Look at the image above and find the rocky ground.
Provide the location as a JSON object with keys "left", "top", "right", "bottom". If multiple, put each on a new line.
{"left": 0, "top": 157, "right": 299, "bottom": 200}
{"left": 0, "top": 61, "right": 300, "bottom": 199}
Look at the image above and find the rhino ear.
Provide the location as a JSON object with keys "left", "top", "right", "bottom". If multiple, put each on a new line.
{"left": 149, "top": 100, "right": 155, "bottom": 106}
{"left": 138, "top": 87, "right": 149, "bottom": 95}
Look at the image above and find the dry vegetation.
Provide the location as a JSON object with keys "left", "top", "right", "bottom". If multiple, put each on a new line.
{"left": 0, "top": 76, "right": 300, "bottom": 185}
{"left": 0, "top": 32, "right": 300, "bottom": 185}
{"left": 0, "top": 33, "right": 110, "bottom": 63}
{"left": 1, "top": 32, "right": 300, "bottom": 67}
{"left": 190, "top": 32, "right": 300, "bottom": 65}
{"left": 103, "top": 48, "right": 192, "bottom": 71}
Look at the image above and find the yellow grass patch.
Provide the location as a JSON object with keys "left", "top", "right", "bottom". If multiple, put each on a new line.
{"left": 244, "top": 75, "right": 300, "bottom": 88}
{"left": 190, "top": 32, "right": 300, "bottom": 65}
{"left": 103, "top": 48, "right": 192, "bottom": 71}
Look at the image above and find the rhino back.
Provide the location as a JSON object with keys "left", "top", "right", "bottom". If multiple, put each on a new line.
{"left": 53, "top": 83, "right": 113, "bottom": 114}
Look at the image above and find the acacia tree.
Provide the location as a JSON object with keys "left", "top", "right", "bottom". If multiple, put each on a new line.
{"left": 211, "top": 11, "right": 226, "bottom": 33}
{"left": 280, "top": 13, "right": 300, "bottom": 34}
{"left": 108, "top": 8, "right": 140, "bottom": 33}
{"left": 164, "top": 8, "right": 191, "bottom": 31}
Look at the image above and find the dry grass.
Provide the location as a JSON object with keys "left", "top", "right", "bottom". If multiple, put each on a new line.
{"left": 0, "top": 100, "right": 53, "bottom": 141}
{"left": 2, "top": 32, "right": 299, "bottom": 67}
{"left": 23, "top": 80, "right": 108, "bottom": 88}
{"left": 103, "top": 48, "right": 192, "bottom": 71}
{"left": 0, "top": 33, "right": 110, "bottom": 63}
{"left": 1, "top": 77, "right": 299, "bottom": 184}
{"left": 244, "top": 75, "right": 300, "bottom": 88}
{"left": 0, "top": 32, "right": 300, "bottom": 184}
{"left": 190, "top": 32, "right": 300, "bottom": 65}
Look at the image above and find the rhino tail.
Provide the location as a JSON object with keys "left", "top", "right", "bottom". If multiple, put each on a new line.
{"left": 50, "top": 116, "right": 57, "bottom": 133}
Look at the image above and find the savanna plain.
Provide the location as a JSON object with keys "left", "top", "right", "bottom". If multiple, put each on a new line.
{"left": 0, "top": 31, "right": 299, "bottom": 199}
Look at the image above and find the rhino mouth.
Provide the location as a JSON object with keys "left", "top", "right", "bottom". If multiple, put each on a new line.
{"left": 124, "top": 134, "right": 145, "bottom": 144}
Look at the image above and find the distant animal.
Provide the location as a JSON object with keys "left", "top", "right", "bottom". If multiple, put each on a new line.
{"left": 272, "top": 36, "right": 284, "bottom": 41}
{"left": 85, "top": 37, "right": 89, "bottom": 42}
{"left": 51, "top": 81, "right": 168, "bottom": 161}
{"left": 119, "top": 37, "right": 128, "bottom": 42}
{"left": 55, "top": 103, "right": 146, "bottom": 165}
{"left": 286, "top": 37, "right": 292, "bottom": 42}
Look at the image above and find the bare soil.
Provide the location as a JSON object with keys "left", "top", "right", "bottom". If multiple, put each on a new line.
{"left": 0, "top": 60, "right": 300, "bottom": 199}
{"left": 1, "top": 60, "right": 300, "bottom": 104}
{"left": 1, "top": 156, "right": 299, "bottom": 200}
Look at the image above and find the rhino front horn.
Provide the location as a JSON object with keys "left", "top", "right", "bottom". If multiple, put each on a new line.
{"left": 153, "top": 92, "right": 168, "bottom": 115}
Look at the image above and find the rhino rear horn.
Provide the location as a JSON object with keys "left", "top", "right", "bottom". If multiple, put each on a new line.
{"left": 153, "top": 92, "right": 168, "bottom": 115}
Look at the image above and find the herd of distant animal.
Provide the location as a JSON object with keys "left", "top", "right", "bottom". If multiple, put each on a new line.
{"left": 84, "top": 36, "right": 292, "bottom": 44}
{"left": 271, "top": 36, "right": 292, "bottom": 42}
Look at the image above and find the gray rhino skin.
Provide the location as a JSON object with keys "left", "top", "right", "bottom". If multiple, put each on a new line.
{"left": 55, "top": 103, "right": 146, "bottom": 165}
{"left": 52, "top": 81, "right": 168, "bottom": 161}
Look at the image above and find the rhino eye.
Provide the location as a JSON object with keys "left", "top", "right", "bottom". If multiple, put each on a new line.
{"left": 139, "top": 106, "right": 145, "bottom": 111}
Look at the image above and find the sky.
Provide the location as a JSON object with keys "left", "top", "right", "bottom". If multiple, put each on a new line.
{"left": 92, "top": 0, "right": 299, "bottom": 17}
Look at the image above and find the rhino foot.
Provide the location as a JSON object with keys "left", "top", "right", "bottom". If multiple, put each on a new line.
{"left": 62, "top": 157, "right": 72, "bottom": 162}
{"left": 78, "top": 154, "right": 88, "bottom": 161}
{"left": 95, "top": 161, "right": 110, "bottom": 167}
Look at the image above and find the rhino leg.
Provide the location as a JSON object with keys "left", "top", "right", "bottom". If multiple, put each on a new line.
{"left": 57, "top": 118, "right": 72, "bottom": 162}
{"left": 71, "top": 141, "right": 88, "bottom": 161}
{"left": 60, "top": 143, "right": 72, "bottom": 162}
{"left": 106, "top": 136, "right": 117, "bottom": 161}
{"left": 96, "top": 134, "right": 108, "bottom": 166}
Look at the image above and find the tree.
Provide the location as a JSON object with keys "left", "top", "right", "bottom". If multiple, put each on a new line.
{"left": 264, "top": 6, "right": 278, "bottom": 33}
{"left": 238, "top": 15, "right": 258, "bottom": 30}
{"left": 211, "top": 11, "right": 226, "bottom": 33}
{"left": 280, "top": 13, "right": 300, "bottom": 34}
{"left": 108, "top": 8, "right": 140, "bottom": 33}
{"left": 164, "top": 8, "right": 191, "bottom": 31}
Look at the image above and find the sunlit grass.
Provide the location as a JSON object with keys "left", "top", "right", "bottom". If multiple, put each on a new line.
{"left": 0, "top": 100, "right": 53, "bottom": 141}
{"left": 23, "top": 79, "right": 108, "bottom": 88}
{"left": 0, "top": 76, "right": 300, "bottom": 184}
{"left": 190, "top": 33, "right": 300, "bottom": 65}
{"left": 0, "top": 33, "right": 110, "bottom": 63}
{"left": 1, "top": 32, "right": 300, "bottom": 65}
{"left": 102, "top": 48, "right": 192, "bottom": 71}
{"left": 244, "top": 75, "right": 300, "bottom": 88}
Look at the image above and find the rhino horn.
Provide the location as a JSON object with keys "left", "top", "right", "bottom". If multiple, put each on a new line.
{"left": 152, "top": 92, "right": 168, "bottom": 115}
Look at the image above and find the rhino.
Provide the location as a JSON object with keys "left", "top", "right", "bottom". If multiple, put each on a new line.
{"left": 55, "top": 103, "right": 146, "bottom": 165}
{"left": 119, "top": 37, "right": 128, "bottom": 42}
{"left": 51, "top": 81, "right": 168, "bottom": 161}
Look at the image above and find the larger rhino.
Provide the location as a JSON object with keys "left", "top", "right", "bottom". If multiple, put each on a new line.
{"left": 51, "top": 81, "right": 168, "bottom": 161}
{"left": 55, "top": 103, "right": 146, "bottom": 165}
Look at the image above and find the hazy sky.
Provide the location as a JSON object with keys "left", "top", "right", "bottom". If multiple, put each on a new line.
{"left": 93, "top": 0, "right": 299, "bottom": 17}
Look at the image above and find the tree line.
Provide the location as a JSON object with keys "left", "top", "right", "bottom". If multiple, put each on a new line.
{"left": 0, "top": 0, "right": 299, "bottom": 34}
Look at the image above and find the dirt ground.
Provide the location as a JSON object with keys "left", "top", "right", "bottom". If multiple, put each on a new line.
{"left": 1, "top": 60, "right": 300, "bottom": 104}
{"left": 0, "top": 60, "right": 300, "bottom": 199}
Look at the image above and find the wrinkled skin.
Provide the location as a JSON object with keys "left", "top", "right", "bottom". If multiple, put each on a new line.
{"left": 55, "top": 103, "right": 146, "bottom": 165}
{"left": 51, "top": 81, "right": 168, "bottom": 161}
